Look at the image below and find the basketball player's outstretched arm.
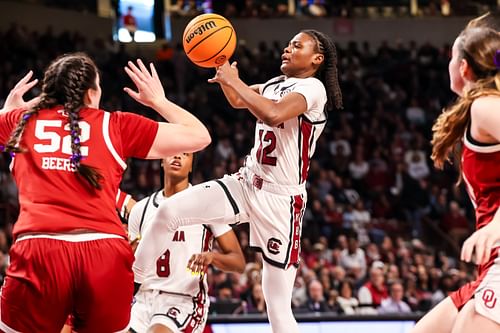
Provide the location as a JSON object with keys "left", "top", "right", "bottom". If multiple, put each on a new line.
{"left": 1, "top": 71, "right": 40, "bottom": 114}
{"left": 209, "top": 62, "right": 308, "bottom": 127}
{"left": 124, "top": 59, "right": 211, "bottom": 158}
{"left": 187, "top": 230, "right": 245, "bottom": 274}
{"left": 461, "top": 95, "right": 500, "bottom": 265}
{"left": 210, "top": 62, "right": 261, "bottom": 109}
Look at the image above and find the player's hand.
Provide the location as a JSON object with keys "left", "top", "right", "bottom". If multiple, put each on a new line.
{"left": 461, "top": 220, "right": 500, "bottom": 265}
{"left": 208, "top": 61, "right": 239, "bottom": 86}
{"left": 124, "top": 59, "right": 166, "bottom": 108}
{"left": 1, "top": 71, "right": 40, "bottom": 113}
{"left": 130, "top": 236, "right": 140, "bottom": 253}
{"left": 187, "top": 252, "right": 214, "bottom": 274}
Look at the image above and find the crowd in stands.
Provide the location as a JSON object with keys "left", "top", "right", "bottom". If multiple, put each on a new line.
{"left": 0, "top": 24, "right": 478, "bottom": 316}
{"left": 12, "top": 0, "right": 499, "bottom": 18}
{"left": 176, "top": 0, "right": 497, "bottom": 18}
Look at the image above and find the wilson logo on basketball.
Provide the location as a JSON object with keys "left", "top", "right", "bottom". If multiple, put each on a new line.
{"left": 482, "top": 289, "right": 497, "bottom": 309}
{"left": 185, "top": 21, "right": 217, "bottom": 44}
{"left": 267, "top": 237, "right": 282, "bottom": 255}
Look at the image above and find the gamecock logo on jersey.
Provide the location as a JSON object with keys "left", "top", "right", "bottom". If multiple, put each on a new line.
{"left": 267, "top": 237, "right": 282, "bottom": 255}
{"left": 167, "top": 307, "right": 180, "bottom": 319}
{"left": 482, "top": 289, "right": 497, "bottom": 309}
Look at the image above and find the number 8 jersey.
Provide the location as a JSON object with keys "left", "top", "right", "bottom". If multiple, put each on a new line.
{"left": 245, "top": 76, "right": 328, "bottom": 186}
{"left": 0, "top": 107, "right": 158, "bottom": 239}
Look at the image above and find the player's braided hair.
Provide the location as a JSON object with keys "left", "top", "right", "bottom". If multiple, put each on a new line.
{"left": 4, "top": 53, "right": 103, "bottom": 189}
{"left": 302, "top": 29, "right": 343, "bottom": 111}
{"left": 431, "top": 27, "right": 500, "bottom": 173}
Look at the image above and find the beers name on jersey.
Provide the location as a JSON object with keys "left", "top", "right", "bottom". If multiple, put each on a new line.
{"left": 41, "top": 157, "right": 76, "bottom": 172}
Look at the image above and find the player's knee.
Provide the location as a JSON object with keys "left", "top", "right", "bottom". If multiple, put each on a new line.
{"left": 147, "top": 323, "right": 174, "bottom": 333}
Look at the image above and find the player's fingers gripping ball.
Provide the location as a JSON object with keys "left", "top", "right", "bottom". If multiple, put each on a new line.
{"left": 182, "top": 13, "right": 237, "bottom": 68}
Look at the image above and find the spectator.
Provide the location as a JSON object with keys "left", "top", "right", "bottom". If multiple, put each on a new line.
{"left": 340, "top": 233, "right": 367, "bottom": 281}
{"left": 405, "top": 97, "right": 426, "bottom": 126}
{"left": 122, "top": 6, "right": 137, "bottom": 41}
{"left": 441, "top": 200, "right": 470, "bottom": 249}
{"left": 378, "top": 281, "right": 412, "bottom": 314}
{"left": 358, "top": 266, "right": 388, "bottom": 314}
{"left": 245, "top": 283, "right": 267, "bottom": 314}
{"left": 337, "top": 279, "right": 359, "bottom": 314}
{"left": 302, "top": 279, "right": 330, "bottom": 312}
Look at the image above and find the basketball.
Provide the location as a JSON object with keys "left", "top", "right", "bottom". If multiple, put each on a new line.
{"left": 182, "top": 13, "right": 237, "bottom": 68}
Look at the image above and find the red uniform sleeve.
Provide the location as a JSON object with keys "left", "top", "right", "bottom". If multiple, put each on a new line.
{"left": 110, "top": 111, "right": 159, "bottom": 159}
{"left": 0, "top": 109, "right": 24, "bottom": 145}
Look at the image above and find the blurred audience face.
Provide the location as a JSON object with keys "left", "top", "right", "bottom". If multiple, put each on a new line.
{"left": 340, "top": 280, "right": 353, "bottom": 298}
{"left": 347, "top": 237, "right": 359, "bottom": 253}
{"left": 308, "top": 280, "right": 324, "bottom": 302}
{"left": 217, "top": 287, "right": 232, "bottom": 300}
{"left": 370, "top": 267, "right": 385, "bottom": 288}
{"left": 390, "top": 282, "right": 404, "bottom": 302}
{"left": 252, "top": 283, "right": 264, "bottom": 303}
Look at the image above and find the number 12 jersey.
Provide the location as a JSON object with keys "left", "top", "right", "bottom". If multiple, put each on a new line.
{"left": 245, "top": 76, "right": 327, "bottom": 186}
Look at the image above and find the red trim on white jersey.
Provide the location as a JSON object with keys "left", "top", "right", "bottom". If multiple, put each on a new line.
{"left": 299, "top": 119, "right": 313, "bottom": 184}
{"left": 201, "top": 227, "right": 213, "bottom": 252}
{"left": 287, "top": 194, "right": 305, "bottom": 268}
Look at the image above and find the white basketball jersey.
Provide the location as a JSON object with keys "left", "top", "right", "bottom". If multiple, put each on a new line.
{"left": 128, "top": 190, "right": 231, "bottom": 297}
{"left": 245, "top": 76, "right": 328, "bottom": 185}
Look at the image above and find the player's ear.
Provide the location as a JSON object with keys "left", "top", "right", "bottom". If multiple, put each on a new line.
{"left": 460, "top": 58, "right": 475, "bottom": 81}
{"left": 85, "top": 87, "right": 100, "bottom": 108}
{"left": 313, "top": 53, "right": 324, "bottom": 66}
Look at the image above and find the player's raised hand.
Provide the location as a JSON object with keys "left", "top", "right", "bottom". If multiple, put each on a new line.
{"left": 461, "top": 220, "right": 500, "bottom": 265}
{"left": 208, "top": 61, "right": 239, "bottom": 86}
{"left": 187, "top": 252, "right": 214, "bottom": 275}
{"left": 1, "top": 71, "right": 40, "bottom": 113}
{"left": 124, "top": 59, "right": 166, "bottom": 109}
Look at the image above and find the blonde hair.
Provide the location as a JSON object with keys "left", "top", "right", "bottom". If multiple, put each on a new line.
{"left": 431, "top": 23, "right": 500, "bottom": 171}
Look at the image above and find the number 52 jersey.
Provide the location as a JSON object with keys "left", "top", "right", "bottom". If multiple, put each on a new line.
{"left": 0, "top": 107, "right": 158, "bottom": 239}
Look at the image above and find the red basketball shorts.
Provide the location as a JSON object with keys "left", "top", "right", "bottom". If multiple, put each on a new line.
{"left": 451, "top": 248, "right": 500, "bottom": 324}
{"left": 0, "top": 236, "right": 134, "bottom": 333}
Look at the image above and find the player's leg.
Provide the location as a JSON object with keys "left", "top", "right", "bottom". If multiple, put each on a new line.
{"left": 60, "top": 316, "right": 73, "bottom": 333}
{"left": 409, "top": 297, "right": 457, "bottom": 333}
{"left": 134, "top": 175, "right": 250, "bottom": 282}
{"left": 451, "top": 252, "right": 500, "bottom": 333}
{"left": 261, "top": 261, "right": 299, "bottom": 333}
{"left": 130, "top": 290, "right": 155, "bottom": 333}
{"left": 0, "top": 238, "right": 72, "bottom": 333}
{"left": 452, "top": 298, "right": 500, "bottom": 333}
{"left": 60, "top": 325, "right": 72, "bottom": 333}
{"left": 146, "top": 293, "right": 206, "bottom": 333}
{"left": 148, "top": 176, "right": 249, "bottom": 233}
{"left": 246, "top": 188, "right": 305, "bottom": 333}
{"left": 72, "top": 238, "right": 134, "bottom": 333}
{"left": 147, "top": 324, "right": 174, "bottom": 333}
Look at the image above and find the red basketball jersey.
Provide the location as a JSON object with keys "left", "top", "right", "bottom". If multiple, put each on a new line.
{"left": 0, "top": 107, "right": 158, "bottom": 239}
{"left": 462, "top": 132, "right": 500, "bottom": 229}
